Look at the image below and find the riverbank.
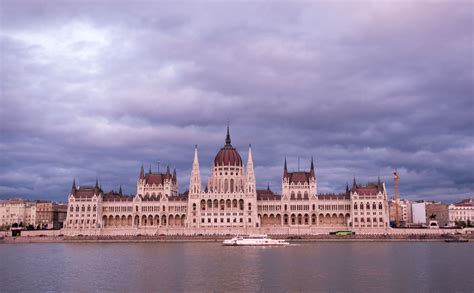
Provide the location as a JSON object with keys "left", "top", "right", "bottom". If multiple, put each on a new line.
{"left": 2, "top": 233, "right": 473, "bottom": 244}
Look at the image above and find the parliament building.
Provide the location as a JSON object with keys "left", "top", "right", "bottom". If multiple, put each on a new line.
{"left": 64, "top": 127, "right": 390, "bottom": 235}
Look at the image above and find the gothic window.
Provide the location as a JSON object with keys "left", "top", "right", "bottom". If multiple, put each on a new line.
{"left": 354, "top": 203, "right": 358, "bottom": 210}
{"left": 192, "top": 203, "right": 196, "bottom": 211}
{"left": 291, "top": 192, "right": 295, "bottom": 200}
{"left": 93, "top": 205, "right": 96, "bottom": 212}
{"left": 230, "top": 179, "right": 234, "bottom": 193}
{"left": 373, "top": 203, "right": 376, "bottom": 210}
{"left": 224, "top": 179, "right": 229, "bottom": 193}
{"left": 366, "top": 203, "right": 370, "bottom": 210}
{"left": 379, "top": 203, "right": 383, "bottom": 209}
{"left": 360, "top": 203, "right": 364, "bottom": 210}
{"left": 297, "top": 192, "right": 302, "bottom": 200}
{"left": 248, "top": 203, "right": 252, "bottom": 211}
{"left": 304, "top": 192, "right": 309, "bottom": 200}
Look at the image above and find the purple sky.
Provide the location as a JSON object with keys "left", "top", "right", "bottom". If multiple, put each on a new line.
{"left": 1, "top": 1, "right": 473, "bottom": 203}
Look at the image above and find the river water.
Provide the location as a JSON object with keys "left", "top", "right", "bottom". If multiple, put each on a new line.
{"left": 1, "top": 242, "right": 473, "bottom": 292}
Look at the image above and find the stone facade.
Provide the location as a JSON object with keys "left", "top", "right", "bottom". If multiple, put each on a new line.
{"left": 448, "top": 199, "right": 474, "bottom": 226}
{"left": 64, "top": 128, "right": 390, "bottom": 235}
{"left": 36, "top": 201, "right": 68, "bottom": 229}
{"left": 0, "top": 199, "right": 36, "bottom": 229}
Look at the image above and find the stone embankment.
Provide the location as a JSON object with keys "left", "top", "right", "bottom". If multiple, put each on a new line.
{"left": 1, "top": 232, "right": 473, "bottom": 244}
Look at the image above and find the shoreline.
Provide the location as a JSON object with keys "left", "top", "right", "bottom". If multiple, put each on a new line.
{"left": 2, "top": 234, "right": 472, "bottom": 244}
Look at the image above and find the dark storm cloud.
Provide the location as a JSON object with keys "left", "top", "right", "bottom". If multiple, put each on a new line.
{"left": 0, "top": 0, "right": 472, "bottom": 202}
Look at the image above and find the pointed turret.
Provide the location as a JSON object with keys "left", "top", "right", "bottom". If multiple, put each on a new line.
{"left": 119, "top": 185, "right": 122, "bottom": 195}
{"left": 95, "top": 178, "right": 99, "bottom": 188}
{"left": 283, "top": 157, "right": 288, "bottom": 178}
{"left": 72, "top": 178, "right": 76, "bottom": 190}
{"left": 139, "top": 163, "right": 145, "bottom": 179}
{"left": 267, "top": 183, "right": 270, "bottom": 191}
{"left": 148, "top": 165, "right": 152, "bottom": 175}
{"left": 189, "top": 144, "right": 201, "bottom": 195}
{"left": 165, "top": 162, "right": 171, "bottom": 179}
{"left": 346, "top": 183, "right": 350, "bottom": 194}
{"left": 245, "top": 144, "right": 256, "bottom": 194}
{"left": 173, "top": 165, "right": 177, "bottom": 184}
{"left": 352, "top": 176, "right": 357, "bottom": 189}
{"left": 310, "top": 156, "right": 315, "bottom": 178}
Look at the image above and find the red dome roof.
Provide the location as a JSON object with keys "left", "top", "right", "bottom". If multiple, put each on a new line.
{"left": 213, "top": 125, "right": 242, "bottom": 167}
{"left": 214, "top": 145, "right": 242, "bottom": 166}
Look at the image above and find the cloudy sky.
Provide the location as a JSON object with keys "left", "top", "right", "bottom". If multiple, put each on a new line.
{"left": 1, "top": 0, "right": 472, "bottom": 203}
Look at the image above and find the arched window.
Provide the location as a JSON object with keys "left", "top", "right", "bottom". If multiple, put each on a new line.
{"left": 354, "top": 203, "right": 358, "bottom": 210}
{"left": 230, "top": 179, "right": 234, "bottom": 193}
{"left": 360, "top": 203, "right": 364, "bottom": 210}
{"left": 201, "top": 200, "right": 206, "bottom": 210}
{"left": 224, "top": 179, "right": 229, "bottom": 193}
{"left": 379, "top": 203, "right": 383, "bottom": 209}
{"left": 239, "top": 199, "right": 244, "bottom": 210}
{"left": 81, "top": 205, "right": 85, "bottom": 212}
{"left": 207, "top": 199, "right": 212, "bottom": 209}
{"left": 297, "top": 192, "right": 302, "bottom": 200}
{"left": 248, "top": 203, "right": 252, "bottom": 210}
{"left": 70, "top": 206, "right": 73, "bottom": 212}
{"left": 220, "top": 199, "right": 225, "bottom": 210}
{"left": 93, "top": 205, "right": 96, "bottom": 212}
{"left": 372, "top": 203, "right": 376, "bottom": 210}
{"left": 291, "top": 192, "right": 295, "bottom": 200}
{"left": 366, "top": 203, "right": 370, "bottom": 210}
{"left": 87, "top": 205, "right": 91, "bottom": 212}
{"left": 304, "top": 192, "right": 309, "bottom": 200}
{"left": 192, "top": 203, "right": 196, "bottom": 211}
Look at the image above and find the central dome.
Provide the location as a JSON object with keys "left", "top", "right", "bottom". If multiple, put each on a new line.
{"left": 213, "top": 126, "right": 243, "bottom": 167}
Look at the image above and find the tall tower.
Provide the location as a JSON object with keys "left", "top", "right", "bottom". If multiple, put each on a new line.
{"left": 393, "top": 169, "right": 400, "bottom": 227}
{"left": 189, "top": 145, "right": 202, "bottom": 196}
{"left": 245, "top": 144, "right": 256, "bottom": 194}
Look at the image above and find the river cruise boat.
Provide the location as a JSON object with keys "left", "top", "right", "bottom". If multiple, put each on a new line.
{"left": 222, "top": 234, "right": 290, "bottom": 246}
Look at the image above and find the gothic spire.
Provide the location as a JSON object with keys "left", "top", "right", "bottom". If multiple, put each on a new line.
{"left": 71, "top": 178, "right": 76, "bottom": 192}
{"left": 225, "top": 122, "right": 231, "bottom": 146}
{"left": 353, "top": 176, "right": 357, "bottom": 188}
{"left": 95, "top": 177, "right": 99, "bottom": 188}
{"left": 173, "top": 165, "right": 177, "bottom": 183}
{"left": 139, "top": 163, "right": 145, "bottom": 179}
{"left": 310, "top": 156, "right": 315, "bottom": 178}
{"left": 119, "top": 185, "right": 122, "bottom": 195}
{"left": 166, "top": 162, "right": 170, "bottom": 176}
{"left": 148, "top": 165, "right": 152, "bottom": 175}
{"left": 283, "top": 157, "right": 288, "bottom": 178}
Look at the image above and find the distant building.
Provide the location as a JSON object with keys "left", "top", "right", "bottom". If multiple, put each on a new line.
{"left": 0, "top": 199, "right": 36, "bottom": 229}
{"left": 36, "top": 201, "right": 68, "bottom": 229}
{"left": 448, "top": 199, "right": 474, "bottom": 227}
{"left": 389, "top": 199, "right": 412, "bottom": 226}
{"left": 411, "top": 202, "right": 427, "bottom": 225}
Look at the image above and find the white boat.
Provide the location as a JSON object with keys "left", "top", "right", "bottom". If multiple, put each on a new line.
{"left": 222, "top": 234, "right": 290, "bottom": 246}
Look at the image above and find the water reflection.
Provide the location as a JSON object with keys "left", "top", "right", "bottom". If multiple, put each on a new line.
{"left": 1, "top": 242, "right": 473, "bottom": 292}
